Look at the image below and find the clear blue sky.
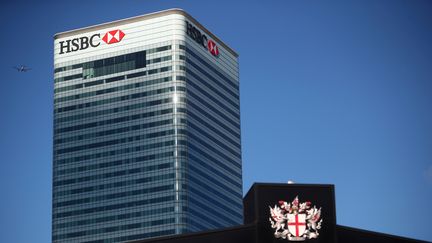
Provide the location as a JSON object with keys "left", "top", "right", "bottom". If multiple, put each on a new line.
{"left": 1, "top": 0, "right": 431, "bottom": 242}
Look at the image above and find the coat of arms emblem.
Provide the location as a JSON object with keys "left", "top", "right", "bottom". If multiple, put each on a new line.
{"left": 269, "top": 196, "right": 322, "bottom": 241}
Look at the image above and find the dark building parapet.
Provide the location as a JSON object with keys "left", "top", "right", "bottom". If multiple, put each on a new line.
{"left": 130, "top": 183, "right": 428, "bottom": 243}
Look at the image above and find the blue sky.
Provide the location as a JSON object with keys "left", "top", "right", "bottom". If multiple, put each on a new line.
{"left": 1, "top": 0, "right": 431, "bottom": 242}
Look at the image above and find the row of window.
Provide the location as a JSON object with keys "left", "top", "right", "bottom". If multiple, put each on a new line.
{"left": 54, "top": 184, "right": 174, "bottom": 208}
{"left": 186, "top": 76, "right": 239, "bottom": 120}
{"left": 188, "top": 92, "right": 240, "bottom": 130}
{"left": 188, "top": 153, "right": 241, "bottom": 188}
{"left": 185, "top": 104, "right": 239, "bottom": 139}
{"left": 55, "top": 173, "right": 175, "bottom": 198}
{"left": 53, "top": 194, "right": 178, "bottom": 219}
{"left": 188, "top": 188, "right": 242, "bottom": 223}
{"left": 55, "top": 76, "right": 172, "bottom": 104}
{"left": 55, "top": 126, "right": 177, "bottom": 165}
{"left": 56, "top": 107, "right": 174, "bottom": 134}
{"left": 56, "top": 118, "right": 173, "bottom": 145}
{"left": 186, "top": 46, "right": 238, "bottom": 90}
{"left": 56, "top": 86, "right": 184, "bottom": 114}
{"left": 188, "top": 121, "right": 240, "bottom": 158}
{"left": 55, "top": 46, "right": 171, "bottom": 74}
{"left": 186, "top": 69, "right": 239, "bottom": 109}
{"left": 56, "top": 142, "right": 176, "bottom": 176}
{"left": 187, "top": 107, "right": 240, "bottom": 145}
{"left": 54, "top": 155, "right": 173, "bottom": 187}
{"left": 83, "top": 51, "right": 146, "bottom": 80}
{"left": 54, "top": 63, "right": 81, "bottom": 74}
{"left": 188, "top": 196, "right": 239, "bottom": 226}
{"left": 55, "top": 97, "right": 182, "bottom": 123}
{"left": 187, "top": 166, "right": 242, "bottom": 218}
{"left": 54, "top": 206, "right": 174, "bottom": 230}
{"left": 55, "top": 128, "right": 177, "bottom": 155}
{"left": 55, "top": 50, "right": 146, "bottom": 83}
{"left": 187, "top": 207, "right": 224, "bottom": 229}
{"left": 55, "top": 73, "right": 83, "bottom": 83}
{"left": 188, "top": 175, "right": 242, "bottom": 210}
{"left": 187, "top": 60, "right": 238, "bottom": 100}
{"left": 55, "top": 45, "right": 171, "bottom": 75}
{"left": 82, "top": 229, "right": 176, "bottom": 243}
{"left": 147, "top": 55, "right": 172, "bottom": 65}
{"left": 188, "top": 143, "right": 241, "bottom": 178}
{"left": 54, "top": 65, "right": 172, "bottom": 93}
{"left": 53, "top": 217, "right": 175, "bottom": 240}
{"left": 188, "top": 166, "right": 242, "bottom": 206}
{"left": 188, "top": 132, "right": 240, "bottom": 171}
{"left": 187, "top": 217, "right": 211, "bottom": 232}
{"left": 187, "top": 210, "right": 236, "bottom": 232}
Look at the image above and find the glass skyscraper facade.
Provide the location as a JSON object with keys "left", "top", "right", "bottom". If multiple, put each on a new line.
{"left": 52, "top": 9, "right": 242, "bottom": 243}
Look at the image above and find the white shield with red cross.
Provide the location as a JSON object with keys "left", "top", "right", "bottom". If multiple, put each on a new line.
{"left": 287, "top": 213, "right": 306, "bottom": 237}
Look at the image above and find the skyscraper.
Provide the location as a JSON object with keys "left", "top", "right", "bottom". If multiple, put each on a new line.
{"left": 52, "top": 9, "right": 242, "bottom": 243}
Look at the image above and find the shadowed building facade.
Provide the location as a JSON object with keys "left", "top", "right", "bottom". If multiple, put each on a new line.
{"left": 52, "top": 9, "right": 242, "bottom": 243}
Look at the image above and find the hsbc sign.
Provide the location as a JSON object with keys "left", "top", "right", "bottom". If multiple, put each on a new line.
{"left": 207, "top": 40, "right": 219, "bottom": 56}
{"left": 186, "top": 21, "right": 219, "bottom": 57}
{"left": 102, "top": 30, "right": 125, "bottom": 44}
{"left": 58, "top": 29, "right": 125, "bottom": 55}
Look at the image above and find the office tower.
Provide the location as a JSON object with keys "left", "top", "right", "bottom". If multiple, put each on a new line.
{"left": 52, "top": 9, "right": 242, "bottom": 243}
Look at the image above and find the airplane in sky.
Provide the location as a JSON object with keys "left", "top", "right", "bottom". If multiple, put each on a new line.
{"left": 13, "top": 65, "right": 32, "bottom": 72}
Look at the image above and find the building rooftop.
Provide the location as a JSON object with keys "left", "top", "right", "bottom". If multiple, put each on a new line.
{"left": 54, "top": 8, "right": 238, "bottom": 57}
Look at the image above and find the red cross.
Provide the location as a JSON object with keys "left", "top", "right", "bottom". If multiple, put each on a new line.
{"left": 288, "top": 214, "right": 306, "bottom": 237}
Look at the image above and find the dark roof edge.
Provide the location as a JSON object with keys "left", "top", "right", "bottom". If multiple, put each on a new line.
{"left": 53, "top": 8, "right": 238, "bottom": 57}
{"left": 244, "top": 182, "right": 335, "bottom": 199}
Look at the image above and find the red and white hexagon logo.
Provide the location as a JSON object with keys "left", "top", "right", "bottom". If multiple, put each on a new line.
{"left": 207, "top": 39, "right": 219, "bottom": 57}
{"left": 102, "top": 29, "right": 125, "bottom": 44}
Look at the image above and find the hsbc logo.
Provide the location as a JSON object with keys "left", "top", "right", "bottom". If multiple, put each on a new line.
{"left": 58, "top": 29, "right": 125, "bottom": 55}
{"left": 186, "top": 21, "right": 219, "bottom": 57}
{"left": 207, "top": 40, "right": 219, "bottom": 56}
{"left": 102, "top": 30, "right": 125, "bottom": 44}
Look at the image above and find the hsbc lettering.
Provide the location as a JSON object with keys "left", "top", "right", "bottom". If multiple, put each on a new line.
{"left": 58, "top": 29, "right": 125, "bottom": 55}
{"left": 186, "top": 21, "right": 208, "bottom": 49}
{"left": 186, "top": 21, "right": 219, "bottom": 57}
{"left": 59, "top": 34, "right": 100, "bottom": 54}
